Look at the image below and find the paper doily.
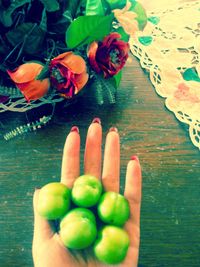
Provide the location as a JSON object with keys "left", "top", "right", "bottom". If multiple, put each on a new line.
{"left": 130, "top": 1, "right": 200, "bottom": 150}
{"left": 0, "top": 88, "right": 64, "bottom": 113}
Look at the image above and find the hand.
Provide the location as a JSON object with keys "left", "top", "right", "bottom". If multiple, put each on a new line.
{"left": 32, "top": 119, "right": 142, "bottom": 267}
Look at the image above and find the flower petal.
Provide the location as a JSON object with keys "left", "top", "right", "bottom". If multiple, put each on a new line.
{"left": 115, "top": 12, "right": 139, "bottom": 35}
{"left": 88, "top": 41, "right": 101, "bottom": 73}
{"left": 16, "top": 78, "right": 50, "bottom": 102}
{"left": 52, "top": 52, "right": 72, "bottom": 61}
{"left": 7, "top": 62, "right": 44, "bottom": 83}
{"left": 53, "top": 52, "right": 86, "bottom": 74}
{"left": 102, "top": 32, "right": 121, "bottom": 48}
{"left": 75, "top": 72, "right": 89, "bottom": 93}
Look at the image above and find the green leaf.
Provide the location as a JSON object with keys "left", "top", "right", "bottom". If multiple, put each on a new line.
{"left": 115, "top": 27, "right": 129, "bottom": 42}
{"left": 40, "top": 8, "right": 47, "bottom": 32}
{"left": 6, "top": 23, "right": 46, "bottom": 55}
{"left": 98, "top": 75, "right": 117, "bottom": 104}
{"left": 0, "top": 44, "right": 6, "bottom": 54}
{"left": 86, "top": 0, "right": 105, "bottom": 15}
{"left": 0, "top": 85, "right": 23, "bottom": 97}
{"left": 0, "top": 0, "right": 31, "bottom": 27}
{"left": 48, "top": 11, "right": 71, "bottom": 35}
{"left": 4, "top": 116, "right": 52, "bottom": 141}
{"left": 91, "top": 76, "right": 104, "bottom": 105}
{"left": 40, "top": 0, "right": 60, "bottom": 12}
{"left": 66, "top": 14, "right": 114, "bottom": 49}
{"left": 112, "top": 70, "right": 122, "bottom": 88}
{"left": 129, "top": 1, "right": 147, "bottom": 30}
{"left": 36, "top": 65, "right": 50, "bottom": 80}
{"left": 103, "top": 78, "right": 117, "bottom": 104}
{"left": 105, "top": 0, "right": 126, "bottom": 9}
{"left": 89, "top": 74, "right": 117, "bottom": 105}
{"left": 66, "top": 0, "right": 81, "bottom": 18}
{"left": 0, "top": 37, "right": 7, "bottom": 54}
{"left": 74, "top": 0, "right": 87, "bottom": 17}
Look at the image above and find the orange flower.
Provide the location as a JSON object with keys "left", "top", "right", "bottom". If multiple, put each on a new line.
{"left": 113, "top": 1, "right": 139, "bottom": 36}
{"left": 50, "top": 52, "right": 89, "bottom": 98}
{"left": 7, "top": 62, "right": 49, "bottom": 102}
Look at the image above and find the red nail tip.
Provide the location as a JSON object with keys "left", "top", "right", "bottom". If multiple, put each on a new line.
{"left": 92, "top": 117, "right": 101, "bottom": 124}
{"left": 70, "top": 126, "right": 79, "bottom": 133}
{"left": 130, "top": 155, "right": 139, "bottom": 162}
{"left": 109, "top": 127, "right": 118, "bottom": 133}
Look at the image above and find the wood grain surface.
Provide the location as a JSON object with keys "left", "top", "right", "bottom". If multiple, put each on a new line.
{"left": 0, "top": 54, "right": 200, "bottom": 267}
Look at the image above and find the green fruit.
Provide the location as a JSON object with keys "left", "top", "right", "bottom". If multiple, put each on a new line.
{"left": 94, "top": 226, "right": 130, "bottom": 264}
{"left": 37, "top": 182, "right": 71, "bottom": 220}
{"left": 97, "top": 192, "right": 130, "bottom": 226}
{"left": 72, "top": 174, "right": 102, "bottom": 208}
{"left": 60, "top": 208, "right": 97, "bottom": 249}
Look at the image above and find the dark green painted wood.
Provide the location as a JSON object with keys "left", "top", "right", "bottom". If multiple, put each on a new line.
{"left": 0, "top": 57, "right": 200, "bottom": 267}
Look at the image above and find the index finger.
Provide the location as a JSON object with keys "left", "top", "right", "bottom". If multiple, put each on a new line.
{"left": 61, "top": 127, "right": 80, "bottom": 188}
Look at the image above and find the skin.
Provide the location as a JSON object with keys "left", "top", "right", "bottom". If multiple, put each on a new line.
{"left": 32, "top": 121, "right": 142, "bottom": 267}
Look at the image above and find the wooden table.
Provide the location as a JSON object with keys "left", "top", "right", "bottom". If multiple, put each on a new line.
{"left": 0, "top": 54, "right": 200, "bottom": 267}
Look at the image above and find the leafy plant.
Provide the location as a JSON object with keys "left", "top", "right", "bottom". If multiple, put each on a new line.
{"left": 40, "top": 0, "right": 60, "bottom": 12}
{"left": 0, "top": 0, "right": 31, "bottom": 27}
{"left": 66, "top": 14, "right": 114, "bottom": 48}
{"left": 86, "top": 0, "right": 105, "bottom": 15}
{"left": 6, "top": 23, "right": 46, "bottom": 55}
{"left": 0, "top": 0, "right": 145, "bottom": 119}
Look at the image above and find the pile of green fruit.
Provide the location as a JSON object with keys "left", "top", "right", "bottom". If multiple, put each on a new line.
{"left": 37, "top": 174, "right": 130, "bottom": 265}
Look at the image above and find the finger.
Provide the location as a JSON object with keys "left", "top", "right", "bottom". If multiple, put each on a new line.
{"left": 84, "top": 118, "right": 102, "bottom": 179}
{"left": 61, "top": 126, "right": 80, "bottom": 188}
{"left": 102, "top": 127, "right": 120, "bottom": 192}
{"left": 33, "top": 189, "right": 54, "bottom": 243}
{"left": 124, "top": 156, "right": 142, "bottom": 225}
{"left": 123, "top": 156, "right": 142, "bottom": 267}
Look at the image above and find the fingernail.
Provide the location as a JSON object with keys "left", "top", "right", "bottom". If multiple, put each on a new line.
{"left": 92, "top": 118, "right": 101, "bottom": 124}
{"left": 70, "top": 126, "right": 79, "bottom": 133}
{"left": 109, "top": 127, "right": 118, "bottom": 133}
{"left": 130, "top": 155, "right": 139, "bottom": 162}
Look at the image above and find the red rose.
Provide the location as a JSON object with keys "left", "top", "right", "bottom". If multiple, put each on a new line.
{"left": 50, "top": 52, "right": 89, "bottom": 98}
{"left": 88, "top": 32, "right": 129, "bottom": 78}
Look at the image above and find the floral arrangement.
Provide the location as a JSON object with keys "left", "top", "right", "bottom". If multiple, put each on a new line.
{"left": 0, "top": 0, "right": 147, "bottom": 138}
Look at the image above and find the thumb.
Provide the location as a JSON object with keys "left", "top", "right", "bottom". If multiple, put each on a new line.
{"left": 33, "top": 189, "right": 54, "bottom": 244}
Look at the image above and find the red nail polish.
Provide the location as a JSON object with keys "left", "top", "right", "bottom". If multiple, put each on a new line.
{"left": 130, "top": 155, "right": 139, "bottom": 162}
{"left": 70, "top": 126, "right": 79, "bottom": 133}
{"left": 109, "top": 127, "right": 118, "bottom": 132}
{"left": 92, "top": 118, "right": 101, "bottom": 124}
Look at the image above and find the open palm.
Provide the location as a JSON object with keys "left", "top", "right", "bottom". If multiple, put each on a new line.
{"left": 32, "top": 120, "right": 142, "bottom": 267}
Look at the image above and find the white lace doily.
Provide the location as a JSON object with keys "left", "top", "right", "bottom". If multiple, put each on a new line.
{"left": 130, "top": 1, "right": 200, "bottom": 150}
{"left": 0, "top": 89, "right": 64, "bottom": 113}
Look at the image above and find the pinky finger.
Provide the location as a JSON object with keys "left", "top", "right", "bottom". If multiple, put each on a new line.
{"left": 123, "top": 156, "right": 142, "bottom": 267}
{"left": 124, "top": 156, "right": 142, "bottom": 226}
